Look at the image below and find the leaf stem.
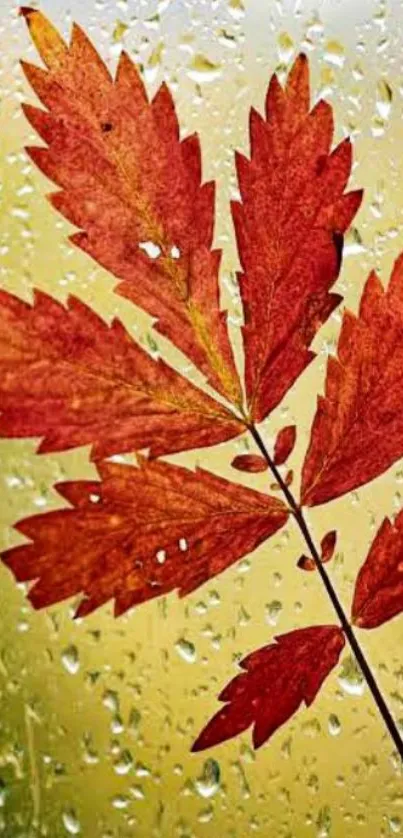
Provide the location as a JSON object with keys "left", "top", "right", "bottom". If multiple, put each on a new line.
{"left": 248, "top": 422, "right": 403, "bottom": 760}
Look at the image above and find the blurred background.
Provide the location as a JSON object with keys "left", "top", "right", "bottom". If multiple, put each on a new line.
{"left": 1, "top": 0, "right": 403, "bottom": 834}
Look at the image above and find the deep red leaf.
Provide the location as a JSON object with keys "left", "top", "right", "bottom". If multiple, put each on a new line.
{"left": 297, "top": 555, "right": 316, "bottom": 572}
{"left": 192, "top": 625, "right": 345, "bottom": 750}
{"left": 273, "top": 425, "right": 297, "bottom": 465}
{"left": 302, "top": 254, "right": 403, "bottom": 506}
{"left": 2, "top": 457, "right": 289, "bottom": 618}
{"left": 20, "top": 8, "right": 242, "bottom": 405}
{"left": 0, "top": 290, "right": 244, "bottom": 459}
{"left": 352, "top": 511, "right": 403, "bottom": 629}
{"left": 320, "top": 530, "right": 337, "bottom": 563}
{"left": 232, "top": 53, "right": 362, "bottom": 423}
{"left": 231, "top": 454, "right": 268, "bottom": 473}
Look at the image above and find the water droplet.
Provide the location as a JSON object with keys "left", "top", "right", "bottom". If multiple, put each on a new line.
{"left": 376, "top": 79, "right": 392, "bottom": 120}
{"left": 389, "top": 816, "right": 402, "bottom": 834}
{"left": 343, "top": 227, "right": 366, "bottom": 257}
{"left": 0, "top": 780, "right": 7, "bottom": 808}
{"left": 103, "top": 690, "right": 119, "bottom": 713}
{"left": 114, "top": 749, "right": 133, "bottom": 776}
{"left": 277, "top": 32, "right": 294, "bottom": 64}
{"left": 112, "top": 20, "right": 128, "bottom": 42}
{"left": 228, "top": 0, "right": 245, "bottom": 19}
{"left": 175, "top": 639, "right": 196, "bottom": 663}
{"left": 338, "top": 655, "right": 365, "bottom": 696}
{"left": 61, "top": 645, "right": 80, "bottom": 675}
{"left": 195, "top": 759, "right": 220, "bottom": 798}
{"left": 323, "top": 40, "right": 345, "bottom": 68}
{"left": 188, "top": 55, "right": 221, "bottom": 83}
{"left": 265, "top": 600, "right": 282, "bottom": 626}
{"left": 62, "top": 809, "right": 81, "bottom": 835}
{"left": 328, "top": 714, "right": 341, "bottom": 736}
{"left": 112, "top": 794, "right": 130, "bottom": 809}
{"left": 317, "top": 805, "right": 331, "bottom": 837}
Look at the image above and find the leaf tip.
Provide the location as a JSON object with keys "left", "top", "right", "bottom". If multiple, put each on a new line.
{"left": 19, "top": 6, "right": 35, "bottom": 20}
{"left": 190, "top": 738, "right": 203, "bottom": 753}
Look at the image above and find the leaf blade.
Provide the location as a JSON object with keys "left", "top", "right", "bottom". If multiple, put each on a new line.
{"left": 231, "top": 454, "right": 268, "bottom": 473}
{"left": 233, "top": 54, "right": 362, "bottom": 422}
{"left": 192, "top": 625, "right": 345, "bottom": 751}
{"left": 352, "top": 512, "right": 403, "bottom": 629}
{"left": 2, "top": 458, "right": 289, "bottom": 617}
{"left": 273, "top": 425, "right": 297, "bottom": 466}
{"left": 301, "top": 254, "right": 403, "bottom": 506}
{"left": 20, "top": 8, "right": 242, "bottom": 406}
{"left": 0, "top": 289, "right": 244, "bottom": 459}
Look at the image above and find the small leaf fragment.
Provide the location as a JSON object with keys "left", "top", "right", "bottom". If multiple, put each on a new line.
{"left": 297, "top": 555, "right": 316, "bottom": 572}
{"left": 352, "top": 511, "right": 403, "bottom": 628}
{"left": 2, "top": 458, "right": 289, "bottom": 618}
{"left": 192, "top": 626, "right": 345, "bottom": 751}
{"left": 284, "top": 469, "right": 294, "bottom": 487}
{"left": 273, "top": 425, "right": 297, "bottom": 465}
{"left": 231, "top": 454, "right": 268, "bottom": 473}
{"left": 320, "top": 530, "right": 337, "bottom": 563}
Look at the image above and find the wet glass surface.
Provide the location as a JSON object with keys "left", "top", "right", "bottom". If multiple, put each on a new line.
{"left": 1, "top": 0, "right": 403, "bottom": 834}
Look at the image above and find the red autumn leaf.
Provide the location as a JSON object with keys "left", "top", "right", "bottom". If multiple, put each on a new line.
{"left": 320, "top": 530, "right": 337, "bottom": 563}
{"left": 284, "top": 469, "right": 294, "bottom": 486}
{"left": 232, "top": 54, "right": 362, "bottom": 423}
{"left": 0, "top": 290, "right": 244, "bottom": 459}
{"left": 192, "top": 625, "right": 345, "bottom": 751}
{"left": 273, "top": 425, "right": 297, "bottom": 466}
{"left": 297, "top": 532, "right": 336, "bottom": 572}
{"left": 2, "top": 457, "right": 289, "bottom": 618}
{"left": 297, "top": 554, "right": 316, "bottom": 572}
{"left": 302, "top": 254, "right": 403, "bottom": 506}
{"left": 19, "top": 8, "right": 242, "bottom": 406}
{"left": 231, "top": 454, "right": 268, "bottom": 473}
{"left": 352, "top": 511, "right": 403, "bottom": 629}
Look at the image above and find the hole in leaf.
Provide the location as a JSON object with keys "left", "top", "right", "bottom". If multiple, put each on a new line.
{"left": 139, "top": 241, "right": 161, "bottom": 259}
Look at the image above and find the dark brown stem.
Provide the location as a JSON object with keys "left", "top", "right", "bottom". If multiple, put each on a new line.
{"left": 249, "top": 422, "right": 403, "bottom": 761}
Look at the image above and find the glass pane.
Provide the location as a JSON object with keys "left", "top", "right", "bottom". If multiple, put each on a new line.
{"left": 1, "top": 0, "right": 402, "bottom": 835}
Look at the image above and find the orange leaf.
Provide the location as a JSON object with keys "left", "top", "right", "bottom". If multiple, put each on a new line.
{"left": 20, "top": 8, "right": 242, "bottom": 406}
{"left": 0, "top": 290, "right": 244, "bottom": 459}
{"left": 352, "top": 512, "right": 403, "bottom": 629}
{"left": 231, "top": 454, "right": 268, "bottom": 473}
{"left": 192, "top": 625, "right": 345, "bottom": 750}
{"left": 273, "top": 424, "right": 297, "bottom": 465}
{"left": 302, "top": 255, "right": 403, "bottom": 506}
{"left": 2, "top": 458, "right": 289, "bottom": 618}
{"left": 232, "top": 54, "right": 362, "bottom": 422}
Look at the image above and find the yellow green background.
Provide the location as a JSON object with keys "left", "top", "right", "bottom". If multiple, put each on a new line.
{"left": 1, "top": 0, "right": 403, "bottom": 834}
